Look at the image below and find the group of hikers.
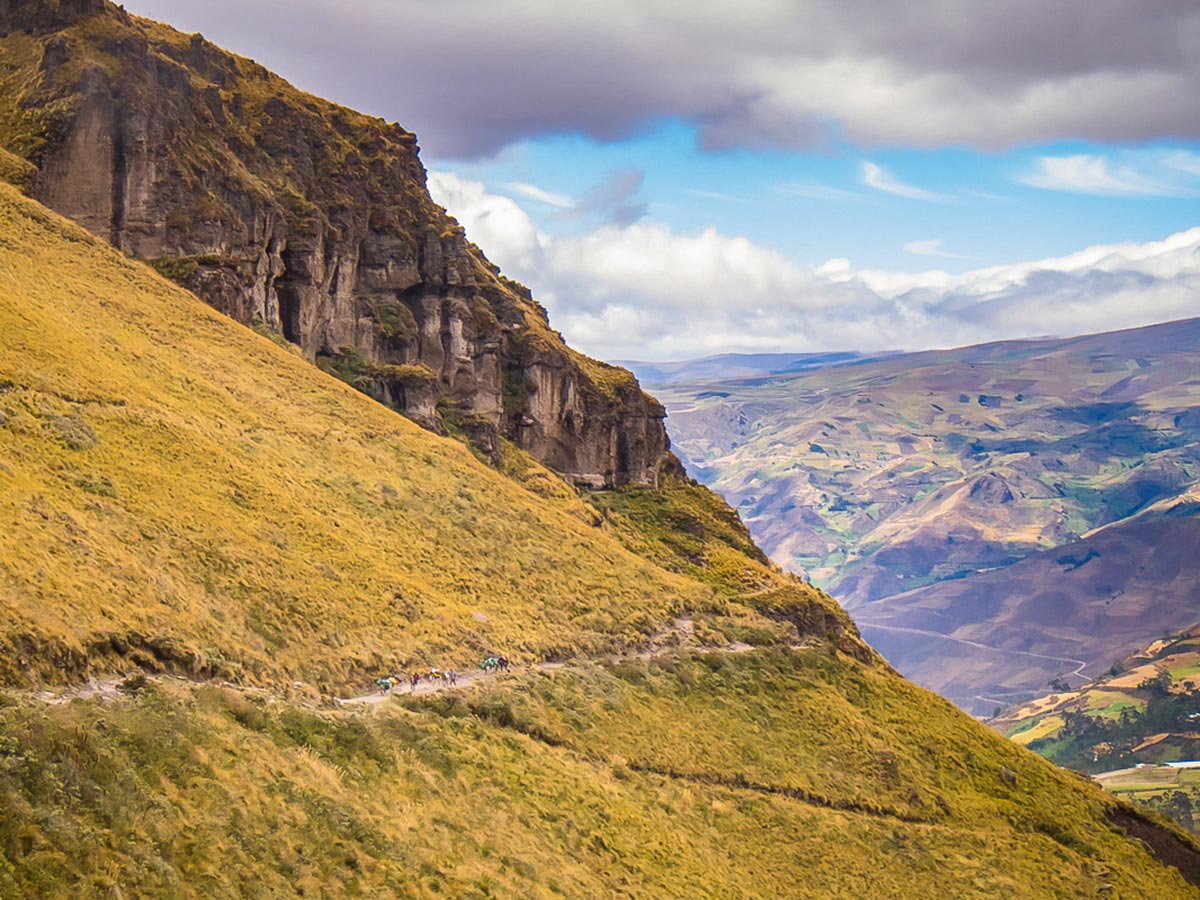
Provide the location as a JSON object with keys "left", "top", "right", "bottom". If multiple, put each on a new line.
{"left": 375, "top": 655, "right": 510, "bottom": 695}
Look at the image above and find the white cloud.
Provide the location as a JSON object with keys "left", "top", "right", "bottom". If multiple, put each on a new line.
{"left": 552, "top": 168, "right": 648, "bottom": 226}
{"left": 816, "top": 257, "right": 853, "bottom": 278}
{"left": 686, "top": 188, "right": 758, "bottom": 206}
{"left": 903, "top": 239, "right": 970, "bottom": 259}
{"left": 776, "top": 182, "right": 864, "bottom": 203}
{"left": 1166, "top": 151, "right": 1200, "bottom": 177}
{"left": 1019, "top": 154, "right": 1177, "bottom": 196}
{"left": 504, "top": 181, "right": 571, "bottom": 208}
{"left": 861, "top": 162, "right": 949, "bottom": 202}
{"left": 427, "top": 171, "right": 544, "bottom": 273}
{"left": 431, "top": 170, "right": 1200, "bottom": 361}
{"left": 960, "top": 188, "right": 1012, "bottom": 202}
{"left": 482, "top": 172, "right": 648, "bottom": 226}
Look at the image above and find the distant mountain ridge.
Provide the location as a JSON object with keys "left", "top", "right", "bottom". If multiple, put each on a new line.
{"left": 615, "top": 351, "right": 870, "bottom": 387}
{"left": 859, "top": 503, "right": 1200, "bottom": 715}
{"left": 654, "top": 317, "right": 1200, "bottom": 713}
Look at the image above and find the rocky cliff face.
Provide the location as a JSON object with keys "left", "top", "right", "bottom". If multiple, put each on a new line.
{"left": 0, "top": 0, "right": 678, "bottom": 487}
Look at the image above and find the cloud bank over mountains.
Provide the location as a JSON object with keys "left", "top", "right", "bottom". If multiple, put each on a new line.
{"left": 431, "top": 171, "right": 1200, "bottom": 360}
{"left": 122, "top": 0, "right": 1200, "bottom": 357}
{"left": 125, "top": 0, "right": 1200, "bottom": 159}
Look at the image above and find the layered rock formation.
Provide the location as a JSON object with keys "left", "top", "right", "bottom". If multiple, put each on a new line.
{"left": 0, "top": 0, "right": 677, "bottom": 487}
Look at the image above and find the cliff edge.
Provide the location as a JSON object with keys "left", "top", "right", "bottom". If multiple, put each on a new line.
{"left": 0, "top": 0, "right": 678, "bottom": 487}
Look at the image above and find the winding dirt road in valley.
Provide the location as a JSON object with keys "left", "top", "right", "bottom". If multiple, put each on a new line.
{"left": 856, "top": 620, "right": 1088, "bottom": 711}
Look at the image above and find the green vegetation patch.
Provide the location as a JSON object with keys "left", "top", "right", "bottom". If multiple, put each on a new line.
{"left": 587, "top": 478, "right": 860, "bottom": 654}
{"left": 371, "top": 299, "right": 419, "bottom": 346}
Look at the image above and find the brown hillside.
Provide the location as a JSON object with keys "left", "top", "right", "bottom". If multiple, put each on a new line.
{"left": 858, "top": 507, "right": 1200, "bottom": 716}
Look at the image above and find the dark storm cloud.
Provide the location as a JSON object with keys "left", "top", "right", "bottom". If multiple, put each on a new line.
{"left": 848, "top": 0, "right": 1198, "bottom": 83}
{"left": 123, "top": 0, "right": 1200, "bottom": 158}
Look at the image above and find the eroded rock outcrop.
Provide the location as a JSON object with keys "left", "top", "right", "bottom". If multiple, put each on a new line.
{"left": 0, "top": 0, "right": 676, "bottom": 487}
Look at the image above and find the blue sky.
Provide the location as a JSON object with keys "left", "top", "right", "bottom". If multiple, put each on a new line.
{"left": 122, "top": 0, "right": 1200, "bottom": 359}
{"left": 447, "top": 126, "right": 1200, "bottom": 271}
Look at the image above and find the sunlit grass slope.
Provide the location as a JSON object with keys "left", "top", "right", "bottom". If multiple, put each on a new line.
{"left": 588, "top": 480, "right": 864, "bottom": 655}
{"left": 2, "top": 653, "right": 1197, "bottom": 898}
{"left": 0, "top": 182, "right": 848, "bottom": 689}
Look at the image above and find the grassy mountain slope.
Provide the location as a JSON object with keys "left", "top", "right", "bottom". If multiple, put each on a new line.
{"left": 0, "top": 181, "right": 849, "bottom": 690}
{"left": 4, "top": 653, "right": 1200, "bottom": 899}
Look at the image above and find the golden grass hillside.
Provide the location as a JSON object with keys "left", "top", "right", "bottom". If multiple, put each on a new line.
{"left": 3, "top": 652, "right": 1199, "bottom": 898}
{"left": 2, "top": 167, "right": 1198, "bottom": 898}
{"left": 0, "top": 181, "right": 848, "bottom": 690}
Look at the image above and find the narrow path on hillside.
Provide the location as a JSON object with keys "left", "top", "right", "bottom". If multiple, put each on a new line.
{"left": 34, "top": 677, "right": 126, "bottom": 705}
{"left": 341, "top": 645, "right": 766, "bottom": 705}
{"left": 342, "top": 661, "right": 552, "bottom": 705}
{"left": 22, "top": 615, "right": 803, "bottom": 708}
{"left": 341, "top": 614, "right": 771, "bottom": 705}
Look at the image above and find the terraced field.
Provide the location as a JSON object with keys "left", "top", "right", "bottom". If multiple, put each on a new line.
{"left": 997, "top": 629, "right": 1200, "bottom": 780}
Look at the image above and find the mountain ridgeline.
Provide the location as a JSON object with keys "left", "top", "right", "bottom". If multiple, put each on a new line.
{"left": 0, "top": 0, "right": 675, "bottom": 488}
